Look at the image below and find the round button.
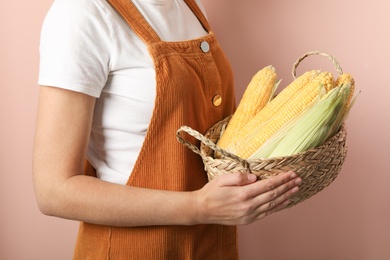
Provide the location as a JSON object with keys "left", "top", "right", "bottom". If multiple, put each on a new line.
{"left": 200, "top": 41, "right": 210, "bottom": 53}
{"left": 212, "top": 95, "right": 222, "bottom": 107}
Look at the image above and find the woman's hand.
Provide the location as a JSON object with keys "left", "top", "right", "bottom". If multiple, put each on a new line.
{"left": 193, "top": 171, "right": 301, "bottom": 225}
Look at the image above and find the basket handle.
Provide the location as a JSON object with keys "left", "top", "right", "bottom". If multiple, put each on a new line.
{"left": 292, "top": 50, "right": 343, "bottom": 79}
{"left": 176, "top": 126, "right": 249, "bottom": 165}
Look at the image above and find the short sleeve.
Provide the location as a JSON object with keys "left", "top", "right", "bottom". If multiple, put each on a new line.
{"left": 38, "top": 0, "right": 113, "bottom": 97}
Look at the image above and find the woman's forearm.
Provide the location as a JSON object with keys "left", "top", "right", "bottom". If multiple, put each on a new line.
{"left": 35, "top": 173, "right": 198, "bottom": 227}
{"left": 34, "top": 169, "right": 300, "bottom": 227}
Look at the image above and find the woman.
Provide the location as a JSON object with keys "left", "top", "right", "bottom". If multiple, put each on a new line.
{"left": 33, "top": 0, "right": 302, "bottom": 258}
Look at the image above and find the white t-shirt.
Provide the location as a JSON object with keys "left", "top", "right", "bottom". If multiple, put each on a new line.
{"left": 38, "top": 0, "right": 208, "bottom": 184}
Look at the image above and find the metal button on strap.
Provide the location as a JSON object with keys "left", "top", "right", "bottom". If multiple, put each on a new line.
{"left": 200, "top": 41, "right": 210, "bottom": 53}
{"left": 212, "top": 95, "right": 222, "bottom": 107}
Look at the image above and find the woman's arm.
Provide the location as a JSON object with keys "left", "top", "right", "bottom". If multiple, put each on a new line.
{"left": 32, "top": 86, "right": 301, "bottom": 227}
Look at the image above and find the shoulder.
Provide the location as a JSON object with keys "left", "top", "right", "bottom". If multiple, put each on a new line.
{"left": 41, "top": 0, "right": 119, "bottom": 35}
{"left": 40, "top": 0, "right": 117, "bottom": 49}
{"left": 46, "top": 0, "right": 111, "bottom": 14}
{"left": 39, "top": 0, "right": 118, "bottom": 97}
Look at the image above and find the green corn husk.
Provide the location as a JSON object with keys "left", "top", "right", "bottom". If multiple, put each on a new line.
{"left": 269, "top": 79, "right": 282, "bottom": 103}
{"left": 249, "top": 83, "right": 352, "bottom": 159}
{"left": 248, "top": 86, "right": 324, "bottom": 159}
{"left": 270, "top": 86, "right": 348, "bottom": 157}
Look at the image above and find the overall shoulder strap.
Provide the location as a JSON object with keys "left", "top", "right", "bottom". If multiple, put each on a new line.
{"left": 107, "top": 0, "right": 160, "bottom": 44}
{"left": 184, "top": 0, "right": 211, "bottom": 32}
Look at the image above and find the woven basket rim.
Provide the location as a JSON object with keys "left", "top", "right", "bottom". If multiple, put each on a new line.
{"left": 200, "top": 115, "right": 347, "bottom": 163}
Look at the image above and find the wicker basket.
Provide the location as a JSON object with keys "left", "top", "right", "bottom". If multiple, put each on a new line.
{"left": 177, "top": 116, "right": 347, "bottom": 208}
{"left": 176, "top": 51, "right": 349, "bottom": 209}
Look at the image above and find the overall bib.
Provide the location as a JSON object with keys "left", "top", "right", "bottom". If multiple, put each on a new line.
{"left": 74, "top": 0, "right": 237, "bottom": 258}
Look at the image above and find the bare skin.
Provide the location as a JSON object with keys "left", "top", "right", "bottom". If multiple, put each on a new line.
{"left": 32, "top": 86, "right": 301, "bottom": 227}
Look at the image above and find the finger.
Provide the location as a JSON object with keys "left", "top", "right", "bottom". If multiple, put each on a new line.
{"left": 254, "top": 198, "right": 291, "bottom": 221}
{"left": 262, "top": 175, "right": 301, "bottom": 203}
{"left": 244, "top": 171, "right": 299, "bottom": 198}
{"left": 263, "top": 171, "right": 299, "bottom": 191}
{"left": 214, "top": 172, "right": 257, "bottom": 187}
{"left": 253, "top": 181, "right": 300, "bottom": 219}
{"left": 249, "top": 175, "right": 300, "bottom": 211}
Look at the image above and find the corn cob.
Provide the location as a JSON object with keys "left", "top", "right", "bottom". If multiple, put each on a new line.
{"left": 230, "top": 71, "right": 334, "bottom": 158}
{"left": 219, "top": 70, "right": 319, "bottom": 151}
{"left": 327, "top": 73, "right": 355, "bottom": 136}
{"left": 217, "top": 66, "right": 278, "bottom": 149}
{"left": 335, "top": 73, "right": 355, "bottom": 108}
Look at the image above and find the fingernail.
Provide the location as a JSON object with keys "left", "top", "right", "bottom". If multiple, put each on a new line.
{"left": 291, "top": 186, "right": 299, "bottom": 193}
{"left": 290, "top": 172, "right": 297, "bottom": 178}
{"left": 295, "top": 178, "right": 302, "bottom": 185}
{"left": 247, "top": 174, "right": 257, "bottom": 182}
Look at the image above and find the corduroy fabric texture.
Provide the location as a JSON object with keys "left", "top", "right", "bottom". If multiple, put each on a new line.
{"left": 73, "top": 0, "right": 238, "bottom": 259}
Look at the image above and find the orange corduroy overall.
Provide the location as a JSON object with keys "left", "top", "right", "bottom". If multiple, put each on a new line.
{"left": 73, "top": 0, "right": 237, "bottom": 259}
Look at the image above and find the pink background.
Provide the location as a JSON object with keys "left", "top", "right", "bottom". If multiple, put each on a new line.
{"left": 1, "top": 0, "right": 389, "bottom": 259}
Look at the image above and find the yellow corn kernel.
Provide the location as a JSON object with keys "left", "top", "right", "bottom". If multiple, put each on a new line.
{"left": 218, "top": 66, "right": 277, "bottom": 149}
{"left": 231, "top": 71, "right": 332, "bottom": 158}
{"left": 323, "top": 72, "right": 336, "bottom": 92}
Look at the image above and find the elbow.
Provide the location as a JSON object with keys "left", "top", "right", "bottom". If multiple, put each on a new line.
{"left": 35, "top": 196, "right": 54, "bottom": 217}
{"left": 33, "top": 185, "right": 58, "bottom": 217}
{"left": 32, "top": 174, "right": 63, "bottom": 217}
